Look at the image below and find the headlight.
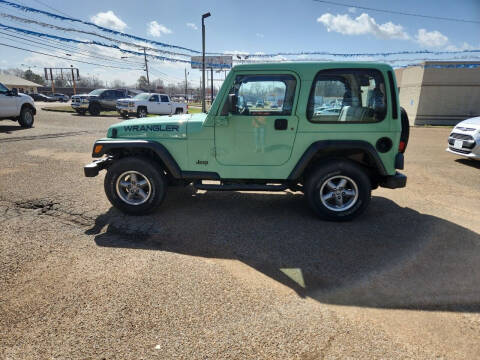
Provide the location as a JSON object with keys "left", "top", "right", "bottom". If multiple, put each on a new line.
{"left": 128, "top": 102, "right": 135, "bottom": 107}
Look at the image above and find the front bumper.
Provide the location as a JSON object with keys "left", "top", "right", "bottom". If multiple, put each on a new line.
{"left": 380, "top": 172, "right": 407, "bottom": 189}
{"left": 84, "top": 157, "right": 113, "bottom": 177}
{"left": 72, "top": 102, "right": 89, "bottom": 110}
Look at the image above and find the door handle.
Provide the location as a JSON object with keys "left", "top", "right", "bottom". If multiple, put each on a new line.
{"left": 274, "top": 118, "right": 288, "bottom": 130}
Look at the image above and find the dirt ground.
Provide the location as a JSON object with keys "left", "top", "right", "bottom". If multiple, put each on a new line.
{"left": 1, "top": 110, "right": 479, "bottom": 359}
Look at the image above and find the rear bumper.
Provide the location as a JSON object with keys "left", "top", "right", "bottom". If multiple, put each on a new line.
{"left": 380, "top": 172, "right": 407, "bottom": 189}
{"left": 84, "top": 157, "right": 113, "bottom": 177}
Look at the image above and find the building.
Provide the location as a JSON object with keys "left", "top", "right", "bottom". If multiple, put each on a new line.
{"left": 0, "top": 73, "right": 43, "bottom": 94}
{"left": 395, "top": 61, "right": 480, "bottom": 126}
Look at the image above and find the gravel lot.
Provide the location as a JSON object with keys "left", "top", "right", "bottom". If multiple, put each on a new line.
{"left": 1, "top": 109, "right": 479, "bottom": 359}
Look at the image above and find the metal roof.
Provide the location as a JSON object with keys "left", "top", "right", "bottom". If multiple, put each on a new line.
{"left": 0, "top": 74, "right": 43, "bottom": 87}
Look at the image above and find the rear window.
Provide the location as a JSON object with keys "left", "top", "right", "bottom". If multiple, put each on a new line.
{"left": 307, "top": 68, "right": 387, "bottom": 123}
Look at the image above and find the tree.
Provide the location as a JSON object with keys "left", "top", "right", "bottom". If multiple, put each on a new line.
{"left": 137, "top": 75, "right": 149, "bottom": 90}
{"left": 23, "top": 70, "right": 45, "bottom": 85}
{"left": 111, "top": 79, "right": 126, "bottom": 88}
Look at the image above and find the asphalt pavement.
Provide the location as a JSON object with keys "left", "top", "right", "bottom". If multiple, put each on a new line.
{"left": 1, "top": 109, "right": 479, "bottom": 359}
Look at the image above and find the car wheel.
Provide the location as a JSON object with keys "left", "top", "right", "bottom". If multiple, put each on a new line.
{"left": 104, "top": 157, "right": 166, "bottom": 215}
{"left": 18, "top": 106, "right": 34, "bottom": 128}
{"left": 175, "top": 108, "right": 183, "bottom": 114}
{"left": 305, "top": 160, "right": 371, "bottom": 221}
{"left": 88, "top": 103, "right": 101, "bottom": 116}
{"left": 137, "top": 107, "right": 147, "bottom": 118}
{"left": 121, "top": 113, "right": 129, "bottom": 119}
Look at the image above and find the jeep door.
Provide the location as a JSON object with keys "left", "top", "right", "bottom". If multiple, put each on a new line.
{"left": 214, "top": 72, "right": 299, "bottom": 166}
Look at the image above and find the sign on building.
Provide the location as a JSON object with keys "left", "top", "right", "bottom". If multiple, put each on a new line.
{"left": 191, "top": 56, "right": 232, "bottom": 69}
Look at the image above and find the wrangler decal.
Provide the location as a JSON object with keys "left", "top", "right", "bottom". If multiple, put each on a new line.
{"left": 123, "top": 124, "right": 179, "bottom": 132}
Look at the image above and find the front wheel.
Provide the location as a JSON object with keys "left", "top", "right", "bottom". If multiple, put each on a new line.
{"left": 305, "top": 160, "right": 371, "bottom": 221}
{"left": 104, "top": 157, "right": 166, "bottom": 215}
{"left": 88, "top": 103, "right": 101, "bottom": 116}
{"left": 18, "top": 107, "right": 34, "bottom": 128}
{"left": 137, "top": 107, "right": 147, "bottom": 118}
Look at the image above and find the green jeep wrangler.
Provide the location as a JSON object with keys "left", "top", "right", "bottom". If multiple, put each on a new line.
{"left": 84, "top": 62, "right": 409, "bottom": 221}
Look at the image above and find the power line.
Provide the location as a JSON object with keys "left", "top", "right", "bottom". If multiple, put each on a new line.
{"left": 0, "top": 29, "right": 145, "bottom": 67}
{"left": 312, "top": 0, "right": 480, "bottom": 24}
{"left": 0, "top": 41, "right": 144, "bottom": 70}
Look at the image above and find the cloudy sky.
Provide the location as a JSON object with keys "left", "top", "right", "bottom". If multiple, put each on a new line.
{"left": 0, "top": 0, "right": 478, "bottom": 87}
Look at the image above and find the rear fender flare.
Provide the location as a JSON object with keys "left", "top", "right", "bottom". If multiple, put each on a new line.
{"left": 288, "top": 140, "right": 387, "bottom": 180}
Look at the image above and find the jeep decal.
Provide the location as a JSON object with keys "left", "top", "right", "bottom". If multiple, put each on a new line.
{"left": 123, "top": 124, "right": 179, "bottom": 132}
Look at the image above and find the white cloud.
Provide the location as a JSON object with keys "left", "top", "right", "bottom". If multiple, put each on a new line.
{"left": 148, "top": 21, "right": 172, "bottom": 37}
{"left": 348, "top": 7, "right": 356, "bottom": 13}
{"left": 256, "top": 33, "right": 264, "bottom": 38}
{"left": 317, "top": 13, "right": 409, "bottom": 40}
{"left": 415, "top": 28, "right": 449, "bottom": 48}
{"left": 445, "top": 42, "right": 477, "bottom": 51}
{"left": 90, "top": 11, "right": 127, "bottom": 31}
{"left": 186, "top": 22, "right": 198, "bottom": 30}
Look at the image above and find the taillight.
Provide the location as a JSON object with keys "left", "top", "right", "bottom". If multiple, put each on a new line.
{"left": 398, "top": 141, "right": 406, "bottom": 153}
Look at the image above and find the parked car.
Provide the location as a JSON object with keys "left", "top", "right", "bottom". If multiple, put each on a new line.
{"left": 30, "top": 93, "right": 56, "bottom": 102}
{"left": 0, "top": 82, "right": 36, "bottom": 128}
{"left": 446, "top": 116, "right": 480, "bottom": 160}
{"left": 48, "top": 93, "right": 69, "bottom": 102}
{"left": 116, "top": 93, "right": 188, "bottom": 118}
{"left": 71, "top": 89, "right": 130, "bottom": 116}
{"left": 84, "top": 62, "right": 409, "bottom": 221}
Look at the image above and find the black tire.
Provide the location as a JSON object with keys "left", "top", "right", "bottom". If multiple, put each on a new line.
{"left": 305, "top": 160, "right": 371, "bottom": 221}
{"left": 18, "top": 106, "right": 34, "bottom": 128}
{"left": 137, "top": 107, "right": 147, "bottom": 118}
{"left": 104, "top": 157, "right": 166, "bottom": 215}
{"left": 400, "top": 107, "right": 410, "bottom": 152}
{"left": 175, "top": 108, "right": 183, "bottom": 114}
{"left": 121, "top": 112, "right": 129, "bottom": 119}
{"left": 88, "top": 103, "right": 101, "bottom": 116}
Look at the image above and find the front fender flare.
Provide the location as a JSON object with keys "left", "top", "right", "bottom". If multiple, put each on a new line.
{"left": 92, "top": 140, "right": 182, "bottom": 179}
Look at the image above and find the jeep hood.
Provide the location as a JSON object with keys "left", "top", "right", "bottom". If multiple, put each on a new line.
{"left": 107, "top": 113, "right": 207, "bottom": 140}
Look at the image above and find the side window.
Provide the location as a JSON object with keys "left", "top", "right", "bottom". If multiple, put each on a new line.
{"left": 228, "top": 74, "right": 296, "bottom": 116}
{"left": 307, "top": 69, "right": 387, "bottom": 123}
{"left": 115, "top": 90, "right": 125, "bottom": 98}
{"left": 103, "top": 90, "right": 115, "bottom": 99}
{"left": 0, "top": 82, "right": 8, "bottom": 94}
{"left": 160, "top": 95, "right": 169, "bottom": 102}
{"left": 150, "top": 95, "right": 159, "bottom": 102}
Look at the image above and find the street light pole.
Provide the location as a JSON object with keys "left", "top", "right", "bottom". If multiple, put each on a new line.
{"left": 201, "top": 12, "right": 211, "bottom": 113}
{"left": 143, "top": 48, "right": 150, "bottom": 89}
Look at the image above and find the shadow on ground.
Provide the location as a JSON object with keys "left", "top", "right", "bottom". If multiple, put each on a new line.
{"left": 87, "top": 187, "right": 480, "bottom": 312}
{"left": 0, "top": 124, "right": 29, "bottom": 134}
{"left": 456, "top": 158, "right": 480, "bottom": 169}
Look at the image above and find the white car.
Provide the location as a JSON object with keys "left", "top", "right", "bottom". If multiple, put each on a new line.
{"left": 116, "top": 93, "right": 188, "bottom": 118}
{"left": 0, "top": 82, "right": 36, "bottom": 128}
{"left": 446, "top": 116, "right": 480, "bottom": 160}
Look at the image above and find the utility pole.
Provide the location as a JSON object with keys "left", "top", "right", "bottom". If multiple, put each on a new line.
{"left": 210, "top": 68, "right": 214, "bottom": 104}
{"left": 201, "top": 12, "right": 211, "bottom": 113}
{"left": 70, "top": 65, "right": 76, "bottom": 95}
{"left": 49, "top": 68, "right": 55, "bottom": 94}
{"left": 143, "top": 48, "right": 150, "bottom": 89}
{"left": 184, "top": 68, "right": 188, "bottom": 102}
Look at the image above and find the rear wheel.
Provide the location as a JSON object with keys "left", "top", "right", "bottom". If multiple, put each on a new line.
{"left": 104, "top": 157, "right": 166, "bottom": 215}
{"left": 305, "top": 160, "right": 371, "bottom": 221}
{"left": 18, "top": 106, "right": 34, "bottom": 128}
{"left": 175, "top": 108, "right": 183, "bottom": 114}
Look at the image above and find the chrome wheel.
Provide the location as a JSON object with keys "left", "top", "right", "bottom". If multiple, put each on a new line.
{"left": 23, "top": 111, "right": 33, "bottom": 125}
{"left": 319, "top": 175, "right": 359, "bottom": 212}
{"left": 115, "top": 171, "right": 152, "bottom": 205}
{"left": 138, "top": 108, "right": 147, "bottom": 118}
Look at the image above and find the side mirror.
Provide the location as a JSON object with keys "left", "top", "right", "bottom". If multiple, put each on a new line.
{"left": 227, "top": 94, "right": 237, "bottom": 113}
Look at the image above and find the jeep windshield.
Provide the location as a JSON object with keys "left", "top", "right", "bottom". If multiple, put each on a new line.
{"left": 88, "top": 89, "right": 105, "bottom": 96}
{"left": 133, "top": 93, "right": 151, "bottom": 101}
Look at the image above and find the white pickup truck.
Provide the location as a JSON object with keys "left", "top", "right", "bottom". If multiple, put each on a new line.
{"left": 0, "top": 82, "right": 36, "bottom": 128}
{"left": 116, "top": 93, "right": 188, "bottom": 118}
